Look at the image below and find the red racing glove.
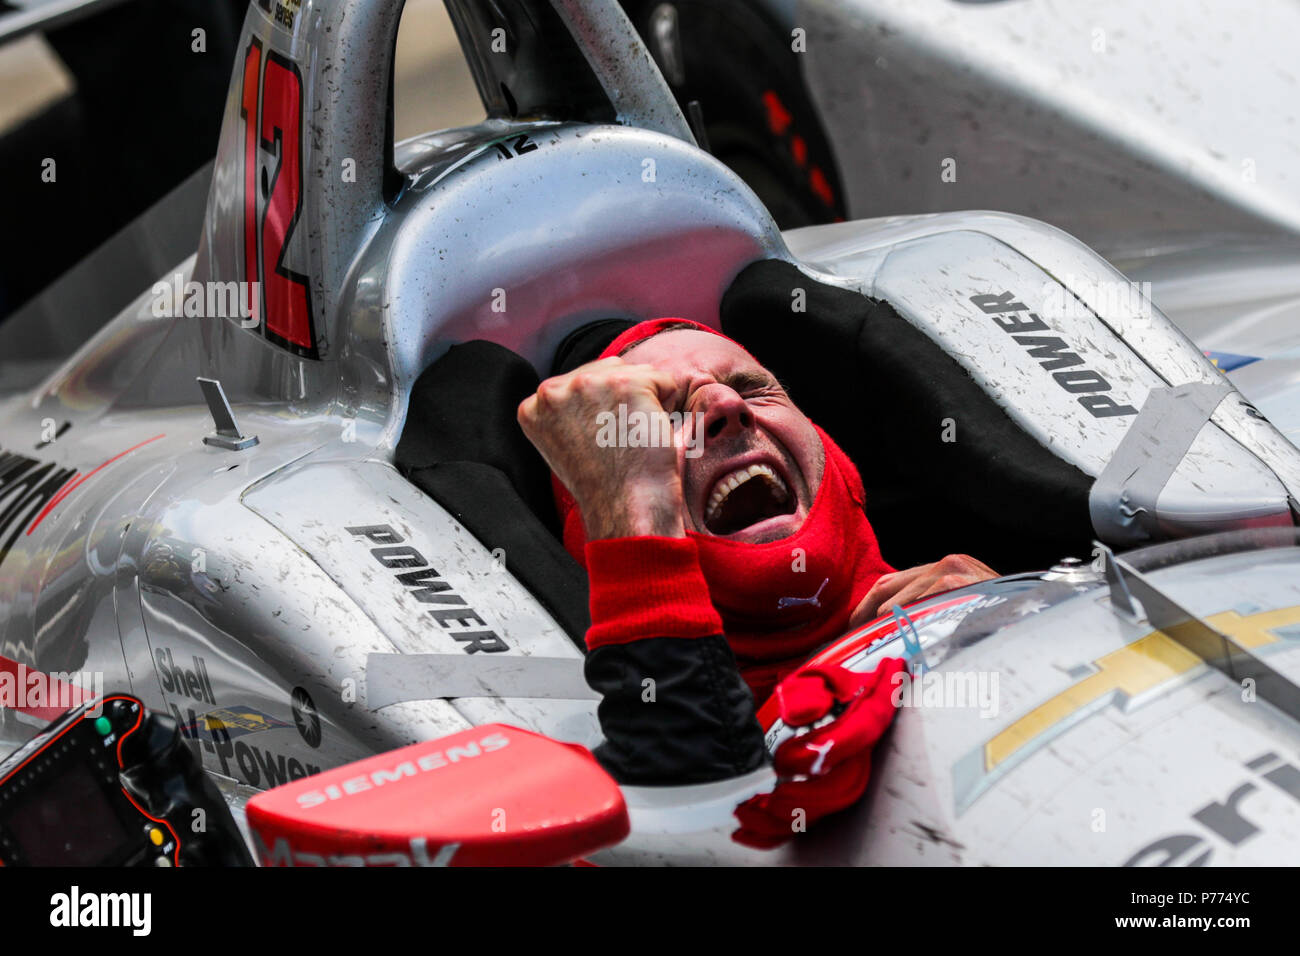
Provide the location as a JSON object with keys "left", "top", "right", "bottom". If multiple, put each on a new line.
{"left": 733, "top": 657, "right": 906, "bottom": 849}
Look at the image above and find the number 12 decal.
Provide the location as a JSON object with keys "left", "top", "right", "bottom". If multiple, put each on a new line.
{"left": 240, "top": 39, "right": 317, "bottom": 358}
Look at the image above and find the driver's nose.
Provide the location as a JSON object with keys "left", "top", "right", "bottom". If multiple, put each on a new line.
{"left": 692, "top": 385, "right": 754, "bottom": 448}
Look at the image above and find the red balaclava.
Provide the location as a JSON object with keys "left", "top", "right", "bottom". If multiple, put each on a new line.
{"left": 554, "top": 319, "right": 894, "bottom": 700}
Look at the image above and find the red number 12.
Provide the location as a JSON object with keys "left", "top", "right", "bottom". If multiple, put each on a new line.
{"left": 240, "top": 39, "right": 316, "bottom": 357}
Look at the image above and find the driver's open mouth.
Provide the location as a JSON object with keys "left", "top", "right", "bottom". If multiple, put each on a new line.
{"left": 703, "top": 462, "right": 795, "bottom": 535}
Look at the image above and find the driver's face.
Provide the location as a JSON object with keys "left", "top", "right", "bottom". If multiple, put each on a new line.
{"left": 620, "top": 329, "right": 825, "bottom": 544}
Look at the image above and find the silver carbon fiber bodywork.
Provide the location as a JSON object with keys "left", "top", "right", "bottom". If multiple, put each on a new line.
{"left": 785, "top": 214, "right": 1300, "bottom": 544}
{"left": 797, "top": 0, "right": 1300, "bottom": 257}
{"left": 3, "top": 0, "right": 1300, "bottom": 865}
{"left": 599, "top": 535, "right": 1300, "bottom": 865}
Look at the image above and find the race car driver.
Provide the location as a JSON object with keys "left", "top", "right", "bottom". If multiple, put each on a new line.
{"left": 517, "top": 318, "right": 997, "bottom": 847}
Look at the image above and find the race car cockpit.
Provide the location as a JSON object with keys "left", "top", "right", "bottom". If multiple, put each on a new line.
{"left": 349, "top": 3, "right": 1300, "bottom": 656}
{"left": 392, "top": 239, "right": 1300, "bottom": 656}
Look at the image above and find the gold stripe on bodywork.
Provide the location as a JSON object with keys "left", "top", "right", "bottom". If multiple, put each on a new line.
{"left": 983, "top": 606, "right": 1300, "bottom": 772}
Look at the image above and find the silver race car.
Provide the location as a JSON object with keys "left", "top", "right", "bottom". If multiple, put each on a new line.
{"left": 1, "top": 0, "right": 1299, "bottom": 866}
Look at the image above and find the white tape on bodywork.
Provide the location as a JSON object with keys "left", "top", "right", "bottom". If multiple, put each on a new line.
{"left": 365, "top": 653, "right": 598, "bottom": 707}
{"left": 1089, "top": 382, "right": 1233, "bottom": 544}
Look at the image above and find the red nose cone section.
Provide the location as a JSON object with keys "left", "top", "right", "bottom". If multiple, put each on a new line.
{"left": 246, "top": 724, "right": 628, "bottom": 866}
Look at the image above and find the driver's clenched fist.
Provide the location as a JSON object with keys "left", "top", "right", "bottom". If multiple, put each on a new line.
{"left": 517, "top": 356, "right": 688, "bottom": 541}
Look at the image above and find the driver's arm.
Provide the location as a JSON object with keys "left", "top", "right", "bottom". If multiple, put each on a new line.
{"left": 581, "top": 535, "right": 766, "bottom": 783}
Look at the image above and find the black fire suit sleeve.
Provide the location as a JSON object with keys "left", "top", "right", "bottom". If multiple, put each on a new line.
{"left": 580, "top": 536, "right": 768, "bottom": 785}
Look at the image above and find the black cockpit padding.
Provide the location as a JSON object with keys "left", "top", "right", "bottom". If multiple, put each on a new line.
{"left": 720, "top": 259, "right": 1096, "bottom": 573}
{"left": 550, "top": 318, "right": 635, "bottom": 376}
{"left": 395, "top": 340, "right": 590, "bottom": 649}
